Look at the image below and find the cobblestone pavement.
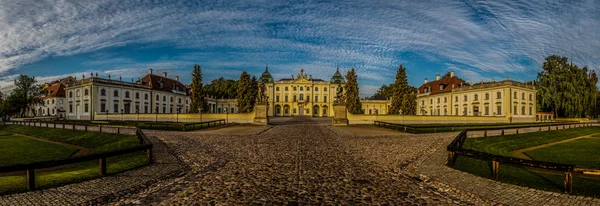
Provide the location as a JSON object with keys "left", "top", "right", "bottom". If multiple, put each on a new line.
{"left": 112, "top": 117, "right": 471, "bottom": 205}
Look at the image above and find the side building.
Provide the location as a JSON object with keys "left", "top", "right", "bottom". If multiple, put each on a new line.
{"left": 64, "top": 69, "right": 191, "bottom": 120}
{"left": 416, "top": 72, "right": 536, "bottom": 122}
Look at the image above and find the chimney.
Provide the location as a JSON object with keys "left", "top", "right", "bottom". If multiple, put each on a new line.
{"left": 424, "top": 78, "right": 428, "bottom": 84}
{"left": 148, "top": 68, "right": 153, "bottom": 74}
{"left": 175, "top": 76, "right": 179, "bottom": 82}
{"left": 450, "top": 71, "right": 454, "bottom": 77}
{"left": 162, "top": 72, "right": 167, "bottom": 78}
{"left": 436, "top": 74, "right": 440, "bottom": 81}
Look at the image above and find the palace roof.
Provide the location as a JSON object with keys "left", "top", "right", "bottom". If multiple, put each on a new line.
{"left": 418, "top": 76, "right": 465, "bottom": 95}
{"left": 45, "top": 83, "right": 66, "bottom": 98}
{"left": 139, "top": 74, "right": 188, "bottom": 93}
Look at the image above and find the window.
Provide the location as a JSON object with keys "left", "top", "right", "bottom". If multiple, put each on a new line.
{"left": 144, "top": 106, "right": 148, "bottom": 113}
{"left": 285, "top": 96, "right": 289, "bottom": 102}
{"left": 440, "top": 85, "right": 444, "bottom": 90}
{"left": 529, "top": 107, "right": 532, "bottom": 115}
{"left": 485, "top": 106, "right": 489, "bottom": 115}
{"left": 306, "top": 86, "right": 309, "bottom": 91}
{"left": 84, "top": 89, "right": 89, "bottom": 96}
{"left": 307, "top": 96, "right": 310, "bottom": 102}
{"left": 101, "top": 89, "right": 106, "bottom": 96}
{"left": 514, "top": 106, "right": 517, "bottom": 115}
{"left": 455, "top": 108, "right": 458, "bottom": 116}
{"left": 136, "top": 92, "right": 140, "bottom": 99}
{"left": 276, "top": 96, "right": 280, "bottom": 102}
{"left": 529, "top": 94, "right": 532, "bottom": 101}
{"left": 522, "top": 93, "right": 525, "bottom": 99}
{"left": 144, "top": 94, "right": 148, "bottom": 100}
{"left": 114, "top": 104, "right": 119, "bottom": 113}
{"left": 444, "top": 97, "right": 447, "bottom": 103}
{"left": 324, "top": 96, "right": 327, "bottom": 102}
{"left": 324, "top": 87, "right": 327, "bottom": 92}
{"left": 76, "top": 90, "right": 80, "bottom": 97}
{"left": 84, "top": 103, "right": 89, "bottom": 112}
{"left": 178, "top": 98, "right": 181, "bottom": 103}
{"left": 514, "top": 92, "right": 517, "bottom": 99}
{"left": 276, "top": 87, "right": 279, "bottom": 91}
{"left": 474, "top": 94, "right": 478, "bottom": 101}
{"left": 293, "top": 95, "right": 297, "bottom": 102}
{"left": 293, "top": 87, "right": 297, "bottom": 91}
{"left": 315, "top": 87, "right": 318, "bottom": 91}
{"left": 136, "top": 105, "right": 140, "bottom": 113}
{"left": 285, "top": 87, "right": 288, "bottom": 91}
{"left": 101, "top": 103, "right": 106, "bottom": 112}
{"left": 463, "top": 95, "right": 467, "bottom": 101}
{"left": 114, "top": 90, "right": 119, "bottom": 97}
{"left": 69, "top": 91, "right": 73, "bottom": 98}
{"left": 497, "top": 92, "right": 501, "bottom": 99}
{"left": 315, "top": 96, "right": 319, "bottom": 102}
{"left": 422, "top": 100, "right": 425, "bottom": 105}
{"left": 300, "top": 94, "right": 304, "bottom": 100}
{"left": 463, "top": 107, "right": 467, "bottom": 116}
{"left": 437, "top": 98, "right": 440, "bottom": 103}
{"left": 125, "top": 91, "right": 130, "bottom": 98}
{"left": 300, "top": 87, "right": 303, "bottom": 91}
{"left": 497, "top": 106, "right": 502, "bottom": 115}
{"left": 163, "top": 107, "right": 166, "bottom": 113}
{"left": 522, "top": 106, "right": 525, "bottom": 115}
{"left": 170, "top": 97, "right": 173, "bottom": 102}
{"left": 455, "top": 96, "right": 458, "bottom": 102}
{"left": 52, "top": 99, "right": 54, "bottom": 104}
{"left": 163, "top": 96, "right": 166, "bottom": 101}
{"left": 293, "top": 108, "right": 297, "bottom": 113}
{"left": 485, "top": 93, "right": 489, "bottom": 100}
{"left": 156, "top": 95, "right": 159, "bottom": 100}
{"left": 69, "top": 104, "right": 73, "bottom": 113}
{"left": 430, "top": 99, "right": 433, "bottom": 104}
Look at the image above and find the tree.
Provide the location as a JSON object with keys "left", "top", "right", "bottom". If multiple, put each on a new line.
{"left": 537, "top": 55, "right": 598, "bottom": 118}
{"left": 190, "top": 64, "right": 207, "bottom": 113}
{"left": 203, "top": 77, "right": 238, "bottom": 99}
{"left": 388, "top": 65, "right": 416, "bottom": 115}
{"left": 249, "top": 76, "right": 258, "bottom": 110}
{"left": 9, "top": 75, "right": 45, "bottom": 117}
{"left": 344, "top": 68, "right": 363, "bottom": 114}
{"left": 236, "top": 71, "right": 253, "bottom": 113}
{"left": 370, "top": 84, "right": 394, "bottom": 100}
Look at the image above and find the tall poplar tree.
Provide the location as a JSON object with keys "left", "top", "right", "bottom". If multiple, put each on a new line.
{"left": 389, "top": 65, "right": 416, "bottom": 114}
{"left": 344, "top": 68, "right": 363, "bottom": 114}
{"left": 236, "top": 71, "right": 253, "bottom": 113}
{"left": 190, "top": 64, "right": 207, "bottom": 113}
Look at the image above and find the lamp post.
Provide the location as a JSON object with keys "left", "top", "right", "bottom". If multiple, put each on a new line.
{"left": 120, "top": 109, "right": 124, "bottom": 122}
{"left": 225, "top": 108, "right": 228, "bottom": 124}
{"left": 199, "top": 105, "right": 204, "bottom": 123}
{"left": 137, "top": 109, "right": 139, "bottom": 122}
{"left": 375, "top": 109, "right": 378, "bottom": 121}
{"left": 155, "top": 106, "right": 159, "bottom": 122}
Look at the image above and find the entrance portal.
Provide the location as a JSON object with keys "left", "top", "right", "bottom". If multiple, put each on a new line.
{"left": 299, "top": 106, "right": 304, "bottom": 116}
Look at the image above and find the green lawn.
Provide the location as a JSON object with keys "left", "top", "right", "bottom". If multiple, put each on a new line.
{"left": 0, "top": 135, "right": 78, "bottom": 165}
{"left": 463, "top": 126, "right": 600, "bottom": 156}
{"left": 525, "top": 138, "right": 600, "bottom": 168}
{"left": 0, "top": 125, "right": 148, "bottom": 195}
{"left": 452, "top": 126, "right": 600, "bottom": 197}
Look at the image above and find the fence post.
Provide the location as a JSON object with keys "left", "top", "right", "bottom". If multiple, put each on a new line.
{"left": 564, "top": 172, "right": 573, "bottom": 193}
{"left": 516, "top": 129, "right": 519, "bottom": 134}
{"left": 46, "top": 123, "right": 48, "bottom": 128}
{"left": 447, "top": 151, "right": 455, "bottom": 166}
{"left": 85, "top": 125, "right": 88, "bottom": 131}
{"left": 484, "top": 130, "right": 487, "bottom": 137}
{"left": 63, "top": 124, "right": 65, "bottom": 129}
{"left": 100, "top": 158, "right": 107, "bottom": 176}
{"left": 501, "top": 129, "right": 504, "bottom": 136}
{"left": 27, "top": 169, "right": 35, "bottom": 190}
{"left": 116, "top": 127, "right": 120, "bottom": 134}
{"left": 492, "top": 160, "right": 500, "bottom": 180}
{"left": 556, "top": 126, "right": 558, "bottom": 130}
{"left": 434, "top": 127, "right": 438, "bottom": 133}
{"left": 452, "top": 127, "right": 455, "bottom": 132}
{"left": 54, "top": 123, "right": 56, "bottom": 129}
{"left": 72, "top": 124, "right": 75, "bottom": 130}
{"left": 99, "top": 126, "right": 102, "bottom": 132}
{"left": 146, "top": 149, "right": 153, "bottom": 164}
{"left": 548, "top": 126, "right": 551, "bottom": 131}
{"left": 539, "top": 127, "right": 541, "bottom": 132}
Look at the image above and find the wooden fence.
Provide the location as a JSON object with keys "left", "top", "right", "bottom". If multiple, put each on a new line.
{"left": 0, "top": 122, "right": 153, "bottom": 190}
{"left": 373, "top": 120, "right": 587, "bottom": 135}
{"left": 446, "top": 123, "right": 596, "bottom": 194}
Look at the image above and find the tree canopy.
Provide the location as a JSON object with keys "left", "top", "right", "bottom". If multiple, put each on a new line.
{"left": 203, "top": 77, "right": 238, "bottom": 99}
{"left": 189, "top": 64, "right": 207, "bottom": 113}
{"left": 236, "top": 71, "right": 254, "bottom": 113}
{"left": 344, "top": 68, "right": 363, "bottom": 114}
{"left": 537, "top": 55, "right": 598, "bottom": 118}
{"left": 6, "top": 75, "right": 45, "bottom": 117}
{"left": 389, "top": 65, "right": 417, "bottom": 115}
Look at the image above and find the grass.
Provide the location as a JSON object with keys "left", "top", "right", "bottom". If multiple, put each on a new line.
{"left": 452, "top": 156, "right": 600, "bottom": 197}
{"left": 525, "top": 138, "right": 600, "bottom": 168}
{"left": 0, "top": 125, "right": 148, "bottom": 195}
{"left": 452, "top": 127, "right": 600, "bottom": 197}
{"left": 463, "top": 126, "right": 600, "bottom": 156}
{"left": 0, "top": 135, "right": 78, "bottom": 165}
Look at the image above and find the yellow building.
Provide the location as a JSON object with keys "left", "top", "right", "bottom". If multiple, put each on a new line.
{"left": 416, "top": 72, "right": 536, "bottom": 122}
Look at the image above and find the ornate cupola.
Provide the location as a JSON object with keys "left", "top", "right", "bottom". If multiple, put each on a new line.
{"left": 330, "top": 67, "right": 346, "bottom": 84}
{"left": 258, "top": 65, "right": 274, "bottom": 83}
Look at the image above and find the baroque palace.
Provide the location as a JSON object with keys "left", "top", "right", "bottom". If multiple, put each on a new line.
{"left": 416, "top": 72, "right": 536, "bottom": 122}
{"left": 258, "top": 67, "right": 390, "bottom": 117}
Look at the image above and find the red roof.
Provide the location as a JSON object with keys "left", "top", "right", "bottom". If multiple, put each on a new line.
{"left": 139, "top": 74, "right": 188, "bottom": 93}
{"left": 46, "top": 84, "right": 65, "bottom": 98}
{"left": 418, "top": 76, "right": 465, "bottom": 95}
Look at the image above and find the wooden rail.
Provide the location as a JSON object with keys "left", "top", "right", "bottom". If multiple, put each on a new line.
{"left": 374, "top": 120, "right": 587, "bottom": 134}
{"left": 182, "top": 119, "right": 226, "bottom": 131}
{"left": 445, "top": 124, "right": 598, "bottom": 194}
{"left": 0, "top": 122, "right": 153, "bottom": 190}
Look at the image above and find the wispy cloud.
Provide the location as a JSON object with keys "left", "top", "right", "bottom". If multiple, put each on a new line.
{"left": 0, "top": 0, "right": 598, "bottom": 98}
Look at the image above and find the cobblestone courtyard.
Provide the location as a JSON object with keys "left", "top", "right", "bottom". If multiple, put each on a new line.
{"left": 2, "top": 119, "right": 600, "bottom": 205}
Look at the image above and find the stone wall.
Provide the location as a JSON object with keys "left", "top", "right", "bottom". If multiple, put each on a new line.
{"left": 96, "top": 113, "right": 255, "bottom": 124}
{"left": 346, "top": 113, "right": 536, "bottom": 125}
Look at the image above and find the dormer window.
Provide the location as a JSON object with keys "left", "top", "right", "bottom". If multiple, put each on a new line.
{"left": 440, "top": 85, "right": 444, "bottom": 90}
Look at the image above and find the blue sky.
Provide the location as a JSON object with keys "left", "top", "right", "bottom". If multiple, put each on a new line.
{"left": 1, "top": 0, "right": 599, "bottom": 97}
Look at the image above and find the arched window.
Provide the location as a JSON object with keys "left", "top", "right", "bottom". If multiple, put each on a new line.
{"left": 125, "top": 91, "right": 130, "bottom": 98}
{"left": 145, "top": 94, "right": 148, "bottom": 100}
{"left": 463, "top": 95, "right": 467, "bottom": 101}
{"left": 170, "top": 97, "right": 173, "bottom": 102}
{"left": 69, "top": 91, "right": 73, "bottom": 98}
{"left": 276, "top": 87, "right": 280, "bottom": 91}
{"left": 522, "top": 93, "right": 525, "bottom": 99}
{"left": 100, "top": 89, "right": 106, "bottom": 96}
{"left": 485, "top": 93, "right": 489, "bottom": 100}
{"left": 163, "top": 96, "right": 166, "bottom": 101}
{"left": 315, "top": 87, "right": 318, "bottom": 91}
{"left": 84, "top": 89, "right": 89, "bottom": 96}
{"left": 285, "top": 87, "right": 288, "bottom": 91}
{"left": 114, "top": 90, "right": 119, "bottom": 97}
{"left": 497, "top": 92, "right": 501, "bottom": 99}
{"left": 324, "top": 87, "right": 327, "bottom": 91}
{"left": 300, "top": 87, "right": 303, "bottom": 91}
{"left": 135, "top": 92, "right": 140, "bottom": 99}
{"left": 156, "top": 95, "right": 159, "bottom": 100}
{"left": 529, "top": 94, "right": 532, "bottom": 100}
{"left": 474, "top": 94, "right": 478, "bottom": 100}
{"left": 513, "top": 92, "right": 517, "bottom": 98}
{"left": 76, "top": 90, "right": 80, "bottom": 97}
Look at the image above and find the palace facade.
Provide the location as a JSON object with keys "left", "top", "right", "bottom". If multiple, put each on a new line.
{"left": 64, "top": 69, "right": 192, "bottom": 120}
{"left": 416, "top": 72, "right": 536, "bottom": 122}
